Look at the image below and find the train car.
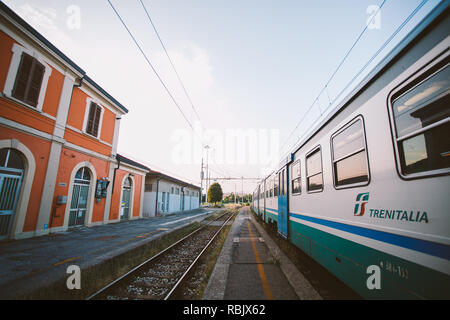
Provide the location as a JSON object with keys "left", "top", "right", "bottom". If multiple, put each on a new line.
{"left": 264, "top": 171, "right": 278, "bottom": 225}
{"left": 253, "top": 2, "right": 450, "bottom": 299}
{"left": 257, "top": 182, "right": 262, "bottom": 217}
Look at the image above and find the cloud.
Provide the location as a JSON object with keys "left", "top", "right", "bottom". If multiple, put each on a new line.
{"left": 13, "top": 2, "right": 73, "bottom": 48}
{"left": 153, "top": 41, "right": 214, "bottom": 98}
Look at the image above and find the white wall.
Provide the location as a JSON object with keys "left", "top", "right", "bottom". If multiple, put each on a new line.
{"left": 143, "top": 177, "right": 200, "bottom": 216}
{"left": 142, "top": 191, "right": 156, "bottom": 217}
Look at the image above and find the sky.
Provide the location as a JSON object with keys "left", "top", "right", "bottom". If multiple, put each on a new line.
{"left": 2, "top": 0, "right": 442, "bottom": 195}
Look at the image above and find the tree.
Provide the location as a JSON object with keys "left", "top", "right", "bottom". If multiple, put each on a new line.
{"left": 207, "top": 182, "right": 223, "bottom": 205}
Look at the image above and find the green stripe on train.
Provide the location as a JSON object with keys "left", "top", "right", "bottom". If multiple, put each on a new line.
{"left": 289, "top": 219, "right": 450, "bottom": 299}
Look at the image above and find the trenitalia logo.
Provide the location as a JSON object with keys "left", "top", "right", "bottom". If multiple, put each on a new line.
{"left": 353, "top": 192, "right": 429, "bottom": 224}
{"left": 354, "top": 193, "right": 369, "bottom": 216}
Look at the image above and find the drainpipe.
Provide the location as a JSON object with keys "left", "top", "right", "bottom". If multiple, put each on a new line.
{"left": 112, "top": 156, "right": 121, "bottom": 199}
{"left": 69, "top": 76, "right": 84, "bottom": 102}
{"left": 74, "top": 76, "right": 84, "bottom": 88}
{"left": 154, "top": 178, "right": 160, "bottom": 217}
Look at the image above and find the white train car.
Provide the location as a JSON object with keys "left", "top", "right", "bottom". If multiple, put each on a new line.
{"left": 253, "top": 2, "right": 450, "bottom": 299}
{"left": 264, "top": 172, "right": 278, "bottom": 225}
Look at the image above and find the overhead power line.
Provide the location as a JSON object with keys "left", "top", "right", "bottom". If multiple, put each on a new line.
{"left": 138, "top": 0, "right": 202, "bottom": 123}
{"left": 107, "top": 0, "right": 194, "bottom": 130}
{"left": 280, "top": 0, "right": 387, "bottom": 152}
{"left": 295, "top": 0, "right": 429, "bottom": 152}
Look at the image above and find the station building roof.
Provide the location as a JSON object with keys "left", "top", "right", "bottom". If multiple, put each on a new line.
{"left": 146, "top": 171, "right": 200, "bottom": 191}
{"left": 116, "top": 154, "right": 151, "bottom": 173}
{"left": 0, "top": 1, "right": 129, "bottom": 114}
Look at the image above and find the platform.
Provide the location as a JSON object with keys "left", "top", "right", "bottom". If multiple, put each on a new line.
{"left": 0, "top": 208, "right": 216, "bottom": 299}
{"left": 203, "top": 207, "right": 321, "bottom": 300}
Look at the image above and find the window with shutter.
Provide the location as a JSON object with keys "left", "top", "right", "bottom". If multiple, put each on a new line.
{"left": 12, "top": 52, "right": 45, "bottom": 107}
{"left": 85, "top": 102, "right": 102, "bottom": 137}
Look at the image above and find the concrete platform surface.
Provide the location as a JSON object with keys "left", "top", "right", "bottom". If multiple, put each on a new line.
{"left": 203, "top": 207, "right": 322, "bottom": 300}
{"left": 0, "top": 208, "right": 217, "bottom": 299}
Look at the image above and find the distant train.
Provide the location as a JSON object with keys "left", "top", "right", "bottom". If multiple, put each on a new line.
{"left": 252, "top": 2, "right": 450, "bottom": 299}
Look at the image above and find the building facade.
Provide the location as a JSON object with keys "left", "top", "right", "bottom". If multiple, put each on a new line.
{"left": 143, "top": 171, "right": 200, "bottom": 217}
{"left": 0, "top": 3, "right": 148, "bottom": 240}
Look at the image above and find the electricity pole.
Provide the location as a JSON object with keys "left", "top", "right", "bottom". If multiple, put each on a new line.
{"left": 241, "top": 176, "right": 244, "bottom": 204}
{"left": 204, "top": 145, "right": 210, "bottom": 203}
{"left": 200, "top": 157, "right": 203, "bottom": 205}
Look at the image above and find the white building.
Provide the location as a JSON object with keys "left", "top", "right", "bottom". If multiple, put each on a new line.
{"left": 142, "top": 171, "right": 200, "bottom": 217}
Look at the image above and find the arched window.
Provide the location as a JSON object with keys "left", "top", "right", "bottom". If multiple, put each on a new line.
{"left": 0, "top": 148, "right": 25, "bottom": 171}
{"left": 123, "top": 177, "right": 132, "bottom": 189}
{"left": 0, "top": 149, "right": 25, "bottom": 238}
{"left": 74, "top": 167, "right": 91, "bottom": 184}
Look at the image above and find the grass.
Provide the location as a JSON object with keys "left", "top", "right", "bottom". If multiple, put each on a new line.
{"left": 194, "top": 207, "right": 240, "bottom": 299}
{"left": 193, "top": 223, "right": 232, "bottom": 299}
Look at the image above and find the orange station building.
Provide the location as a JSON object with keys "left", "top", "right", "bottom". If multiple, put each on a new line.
{"left": 0, "top": 3, "right": 149, "bottom": 240}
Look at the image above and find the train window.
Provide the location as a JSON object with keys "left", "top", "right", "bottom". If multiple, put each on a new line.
{"left": 277, "top": 173, "right": 280, "bottom": 196}
{"left": 331, "top": 118, "right": 369, "bottom": 188}
{"left": 306, "top": 148, "right": 323, "bottom": 192}
{"left": 272, "top": 180, "right": 274, "bottom": 197}
{"left": 291, "top": 160, "right": 301, "bottom": 194}
{"left": 281, "top": 169, "right": 285, "bottom": 195}
{"left": 274, "top": 176, "right": 278, "bottom": 197}
{"left": 391, "top": 62, "right": 450, "bottom": 177}
{"left": 268, "top": 181, "right": 271, "bottom": 198}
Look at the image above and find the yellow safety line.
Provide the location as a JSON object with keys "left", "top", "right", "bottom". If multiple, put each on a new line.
{"left": 53, "top": 256, "right": 82, "bottom": 267}
{"left": 247, "top": 221, "right": 273, "bottom": 300}
{"left": 136, "top": 231, "right": 155, "bottom": 238}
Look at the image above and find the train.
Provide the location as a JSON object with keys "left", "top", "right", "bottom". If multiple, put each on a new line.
{"left": 251, "top": 2, "right": 450, "bottom": 299}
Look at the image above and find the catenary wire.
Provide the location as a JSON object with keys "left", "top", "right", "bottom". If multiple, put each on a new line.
{"left": 138, "top": 0, "right": 202, "bottom": 123}
{"left": 285, "top": 0, "right": 429, "bottom": 157}
{"left": 280, "top": 0, "right": 387, "bottom": 152}
{"left": 107, "top": 0, "right": 194, "bottom": 131}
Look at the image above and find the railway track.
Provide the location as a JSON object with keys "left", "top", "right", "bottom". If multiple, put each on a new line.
{"left": 87, "top": 210, "right": 235, "bottom": 300}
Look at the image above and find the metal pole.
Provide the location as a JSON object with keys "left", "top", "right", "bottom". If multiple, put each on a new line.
{"left": 200, "top": 157, "right": 203, "bottom": 205}
{"left": 155, "top": 178, "right": 160, "bottom": 216}
{"left": 205, "top": 145, "right": 210, "bottom": 203}
{"left": 241, "top": 176, "right": 244, "bottom": 204}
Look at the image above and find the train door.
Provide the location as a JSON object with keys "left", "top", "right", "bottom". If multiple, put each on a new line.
{"left": 277, "top": 166, "right": 288, "bottom": 239}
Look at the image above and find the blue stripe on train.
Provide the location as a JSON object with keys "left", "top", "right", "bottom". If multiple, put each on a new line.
{"left": 290, "top": 213, "right": 450, "bottom": 261}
